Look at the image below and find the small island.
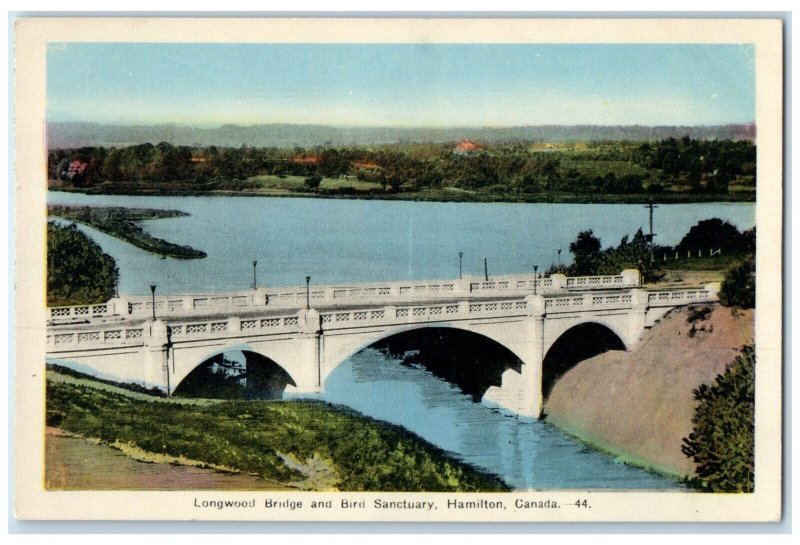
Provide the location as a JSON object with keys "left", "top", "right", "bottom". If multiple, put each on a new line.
{"left": 47, "top": 205, "right": 207, "bottom": 259}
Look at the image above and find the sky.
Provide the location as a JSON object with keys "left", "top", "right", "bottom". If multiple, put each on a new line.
{"left": 46, "top": 43, "right": 755, "bottom": 128}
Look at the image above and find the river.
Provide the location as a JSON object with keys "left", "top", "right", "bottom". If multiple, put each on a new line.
{"left": 47, "top": 191, "right": 754, "bottom": 490}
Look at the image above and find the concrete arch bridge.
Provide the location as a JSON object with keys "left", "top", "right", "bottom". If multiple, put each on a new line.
{"left": 46, "top": 270, "right": 719, "bottom": 418}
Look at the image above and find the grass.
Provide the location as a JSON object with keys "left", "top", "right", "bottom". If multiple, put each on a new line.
{"left": 46, "top": 371, "right": 509, "bottom": 492}
{"left": 246, "top": 174, "right": 382, "bottom": 192}
{"left": 657, "top": 253, "right": 745, "bottom": 272}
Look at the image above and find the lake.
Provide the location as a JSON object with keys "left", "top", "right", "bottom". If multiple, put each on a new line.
{"left": 47, "top": 191, "right": 754, "bottom": 490}
{"left": 47, "top": 191, "right": 754, "bottom": 296}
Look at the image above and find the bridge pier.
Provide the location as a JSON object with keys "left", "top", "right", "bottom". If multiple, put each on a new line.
{"left": 143, "top": 319, "right": 171, "bottom": 394}
{"left": 482, "top": 295, "right": 546, "bottom": 420}
{"left": 285, "top": 308, "right": 323, "bottom": 395}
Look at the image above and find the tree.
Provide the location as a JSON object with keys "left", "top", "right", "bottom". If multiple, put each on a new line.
{"left": 569, "top": 230, "right": 602, "bottom": 275}
{"left": 682, "top": 346, "right": 755, "bottom": 492}
{"left": 676, "top": 218, "right": 746, "bottom": 254}
{"left": 47, "top": 222, "right": 119, "bottom": 306}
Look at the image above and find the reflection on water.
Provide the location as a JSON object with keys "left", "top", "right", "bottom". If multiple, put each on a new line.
{"left": 321, "top": 348, "right": 681, "bottom": 491}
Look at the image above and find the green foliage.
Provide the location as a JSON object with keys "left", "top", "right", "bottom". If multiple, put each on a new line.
{"left": 47, "top": 222, "right": 119, "bottom": 306}
{"left": 568, "top": 230, "right": 602, "bottom": 274}
{"left": 304, "top": 175, "right": 323, "bottom": 190}
{"left": 682, "top": 346, "right": 755, "bottom": 492}
{"left": 676, "top": 218, "right": 751, "bottom": 254}
{"left": 719, "top": 257, "right": 756, "bottom": 309}
{"left": 48, "top": 206, "right": 206, "bottom": 259}
{"left": 566, "top": 228, "right": 655, "bottom": 280}
{"left": 48, "top": 137, "right": 754, "bottom": 201}
{"left": 46, "top": 377, "right": 509, "bottom": 492}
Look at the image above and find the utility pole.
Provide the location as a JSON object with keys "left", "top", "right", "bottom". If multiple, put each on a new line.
{"left": 459, "top": 251, "right": 463, "bottom": 279}
{"left": 484, "top": 258, "right": 488, "bottom": 281}
{"left": 644, "top": 201, "right": 658, "bottom": 265}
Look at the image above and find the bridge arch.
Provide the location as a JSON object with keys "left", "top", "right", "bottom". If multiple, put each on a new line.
{"left": 171, "top": 343, "right": 297, "bottom": 400}
{"left": 320, "top": 323, "right": 529, "bottom": 399}
{"left": 541, "top": 321, "right": 627, "bottom": 400}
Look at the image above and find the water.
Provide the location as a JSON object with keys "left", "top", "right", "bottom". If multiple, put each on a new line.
{"left": 322, "top": 349, "right": 678, "bottom": 490}
{"left": 47, "top": 191, "right": 754, "bottom": 295}
{"left": 47, "top": 191, "right": 753, "bottom": 490}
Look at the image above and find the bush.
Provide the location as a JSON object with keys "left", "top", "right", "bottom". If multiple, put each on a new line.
{"left": 47, "top": 222, "right": 119, "bottom": 306}
{"left": 682, "top": 346, "right": 755, "bottom": 492}
{"left": 719, "top": 257, "right": 755, "bottom": 308}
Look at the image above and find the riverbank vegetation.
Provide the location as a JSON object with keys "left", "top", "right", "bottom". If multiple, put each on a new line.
{"left": 48, "top": 137, "right": 755, "bottom": 203}
{"left": 46, "top": 371, "right": 509, "bottom": 492}
{"left": 682, "top": 346, "right": 755, "bottom": 492}
{"left": 47, "top": 222, "right": 119, "bottom": 306}
{"left": 48, "top": 205, "right": 206, "bottom": 259}
{"left": 559, "top": 218, "right": 755, "bottom": 283}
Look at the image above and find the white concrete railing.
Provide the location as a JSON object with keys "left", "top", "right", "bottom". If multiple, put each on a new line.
{"left": 48, "top": 326, "right": 145, "bottom": 349}
{"left": 544, "top": 292, "right": 635, "bottom": 313}
{"left": 647, "top": 288, "right": 717, "bottom": 307}
{"left": 47, "top": 272, "right": 642, "bottom": 321}
{"left": 48, "top": 303, "right": 111, "bottom": 319}
{"left": 45, "top": 284, "right": 717, "bottom": 352}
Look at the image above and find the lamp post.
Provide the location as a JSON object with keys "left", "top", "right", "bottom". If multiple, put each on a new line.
{"left": 533, "top": 265, "right": 538, "bottom": 295}
{"left": 149, "top": 284, "right": 157, "bottom": 321}
{"left": 252, "top": 260, "right": 258, "bottom": 290}
{"left": 458, "top": 251, "right": 463, "bottom": 279}
{"left": 305, "top": 276, "right": 311, "bottom": 310}
{"left": 484, "top": 258, "right": 488, "bottom": 282}
{"left": 557, "top": 249, "right": 562, "bottom": 272}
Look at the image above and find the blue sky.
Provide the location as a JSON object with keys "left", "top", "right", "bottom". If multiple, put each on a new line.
{"left": 46, "top": 43, "right": 755, "bottom": 127}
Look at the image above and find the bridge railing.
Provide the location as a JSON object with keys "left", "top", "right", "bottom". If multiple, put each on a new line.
{"left": 320, "top": 298, "right": 531, "bottom": 329}
{"left": 566, "top": 274, "right": 628, "bottom": 289}
{"left": 45, "top": 272, "right": 644, "bottom": 321}
{"left": 544, "top": 292, "right": 635, "bottom": 313}
{"left": 47, "top": 326, "right": 145, "bottom": 349}
{"left": 647, "top": 288, "right": 717, "bottom": 307}
{"left": 48, "top": 303, "right": 112, "bottom": 320}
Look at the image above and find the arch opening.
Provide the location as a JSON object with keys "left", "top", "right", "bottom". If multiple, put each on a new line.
{"left": 542, "top": 322, "right": 626, "bottom": 401}
{"left": 173, "top": 350, "right": 296, "bottom": 400}
{"left": 362, "top": 327, "right": 523, "bottom": 401}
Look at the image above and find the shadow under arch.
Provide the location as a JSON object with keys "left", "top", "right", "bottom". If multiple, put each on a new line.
{"left": 346, "top": 326, "right": 524, "bottom": 401}
{"left": 542, "top": 322, "right": 626, "bottom": 401}
{"left": 173, "top": 349, "right": 296, "bottom": 400}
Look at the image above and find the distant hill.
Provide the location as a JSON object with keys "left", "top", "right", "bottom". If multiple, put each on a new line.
{"left": 47, "top": 122, "right": 757, "bottom": 149}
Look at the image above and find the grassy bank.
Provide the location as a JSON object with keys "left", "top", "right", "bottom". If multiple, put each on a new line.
{"left": 48, "top": 205, "right": 207, "bottom": 259}
{"left": 46, "top": 371, "right": 509, "bottom": 492}
{"left": 543, "top": 304, "right": 754, "bottom": 478}
{"left": 50, "top": 183, "right": 755, "bottom": 204}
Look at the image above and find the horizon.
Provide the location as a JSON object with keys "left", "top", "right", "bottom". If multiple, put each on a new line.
{"left": 47, "top": 43, "right": 755, "bottom": 128}
{"left": 48, "top": 120, "right": 756, "bottom": 130}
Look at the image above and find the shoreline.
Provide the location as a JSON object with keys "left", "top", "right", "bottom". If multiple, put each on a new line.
{"left": 49, "top": 186, "right": 755, "bottom": 205}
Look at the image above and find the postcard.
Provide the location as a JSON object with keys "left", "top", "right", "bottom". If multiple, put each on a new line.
{"left": 13, "top": 17, "right": 783, "bottom": 522}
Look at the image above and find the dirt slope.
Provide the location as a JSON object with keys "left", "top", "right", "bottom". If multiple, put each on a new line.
{"left": 544, "top": 304, "right": 754, "bottom": 478}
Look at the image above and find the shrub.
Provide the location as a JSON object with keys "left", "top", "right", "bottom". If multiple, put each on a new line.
{"left": 719, "top": 257, "right": 755, "bottom": 308}
{"left": 682, "top": 346, "right": 755, "bottom": 492}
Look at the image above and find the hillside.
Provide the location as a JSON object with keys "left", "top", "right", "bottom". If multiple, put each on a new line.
{"left": 47, "top": 121, "right": 756, "bottom": 149}
{"left": 544, "top": 303, "right": 754, "bottom": 478}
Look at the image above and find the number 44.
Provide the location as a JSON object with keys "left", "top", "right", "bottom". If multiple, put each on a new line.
{"left": 575, "top": 499, "right": 590, "bottom": 508}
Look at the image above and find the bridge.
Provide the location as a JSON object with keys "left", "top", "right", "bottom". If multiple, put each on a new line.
{"left": 45, "top": 270, "right": 719, "bottom": 419}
